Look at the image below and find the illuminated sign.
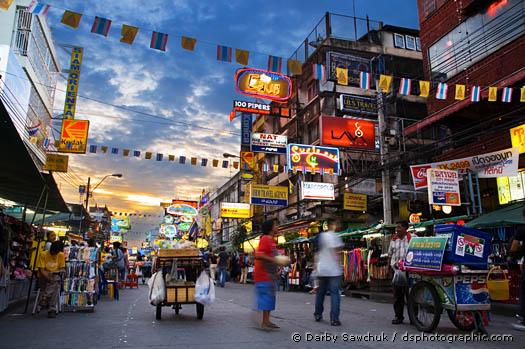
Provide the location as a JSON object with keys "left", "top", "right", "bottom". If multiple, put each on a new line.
{"left": 497, "top": 173, "right": 525, "bottom": 205}
{"left": 233, "top": 100, "right": 271, "bottom": 115}
{"left": 320, "top": 116, "right": 376, "bottom": 150}
{"left": 58, "top": 119, "right": 89, "bottom": 154}
{"left": 43, "top": 153, "right": 69, "bottom": 172}
{"left": 171, "top": 200, "right": 198, "bottom": 209}
{"left": 249, "top": 184, "right": 288, "bottom": 206}
{"left": 235, "top": 67, "right": 292, "bottom": 103}
{"left": 287, "top": 144, "right": 340, "bottom": 175}
{"left": 510, "top": 124, "right": 525, "bottom": 154}
{"left": 220, "top": 202, "right": 251, "bottom": 219}
{"left": 339, "top": 94, "right": 377, "bottom": 115}
{"left": 111, "top": 217, "right": 131, "bottom": 232}
{"left": 343, "top": 193, "right": 367, "bottom": 211}
{"left": 63, "top": 46, "right": 83, "bottom": 119}
{"left": 166, "top": 204, "right": 198, "bottom": 216}
{"left": 251, "top": 133, "right": 287, "bottom": 154}
{"left": 110, "top": 234, "right": 123, "bottom": 243}
{"left": 241, "top": 113, "right": 252, "bottom": 146}
{"left": 300, "top": 182, "right": 335, "bottom": 201}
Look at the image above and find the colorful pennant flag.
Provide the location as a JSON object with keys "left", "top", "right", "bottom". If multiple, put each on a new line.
{"left": 191, "top": 157, "right": 197, "bottom": 165}
{"left": 101, "top": 146, "right": 108, "bottom": 153}
{"left": 217, "top": 45, "right": 232, "bottom": 62}
{"left": 436, "top": 82, "right": 448, "bottom": 100}
{"left": 123, "top": 149, "right": 130, "bottom": 156}
{"left": 419, "top": 80, "right": 430, "bottom": 97}
{"left": 145, "top": 152, "right": 152, "bottom": 159}
{"left": 233, "top": 161, "right": 239, "bottom": 169}
{"left": 379, "top": 75, "right": 392, "bottom": 92}
{"left": 150, "top": 31, "right": 168, "bottom": 51}
{"left": 488, "top": 86, "right": 498, "bottom": 102}
{"left": 61, "top": 10, "right": 82, "bottom": 29}
{"left": 201, "top": 159, "right": 208, "bottom": 166}
{"left": 359, "top": 71, "right": 371, "bottom": 90}
{"left": 0, "top": 0, "right": 14, "bottom": 10}
{"left": 212, "top": 159, "right": 219, "bottom": 167}
{"left": 267, "top": 55, "right": 282, "bottom": 73}
{"left": 521, "top": 87, "right": 525, "bottom": 102}
{"left": 27, "top": 1, "right": 50, "bottom": 15}
{"left": 470, "top": 86, "right": 481, "bottom": 102}
{"left": 111, "top": 147, "right": 119, "bottom": 154}
{"left": 399, "top": 78, "right": 411, "bottom": 95}
{"left": 181, "top": 36, "right": 197, "bottom": 51}
{"left": 133, "top": 150, "right": 141, "bottom": 157}
{"left": 313, "top": 64, "right": 326, "bottom": 81}
{"left": 502, "top": 87, "right": 512, "bottom": 103}
{"left": 336, "top": 67, "right": 348, "bottom": 86}
{"left": 89, "top": 145, "right": 97, "bottom": 153}
{"left": 222, "top": 160, "right": 229, "bottom": 168}
{"left": 168, "top": 155, "right": 175, "bottom": 161}
{"left": 179, "top": 156, "right": 186, "bottom": 164}
{"left": 156, "top": 153, "right": 163, "bottom": 161}
{"left": 235, "top": 49, "right": 249, "bottom": 66}
{"left": 455, "top": 84, "right": 465, "bottom": 100}
{"left": 287, "top": 59, "right": 302, "bottom": 75}
{"left": 91, "top": 16, "right": 112, "bottom": 37}
{"left": 120, "top": 24, "right": 139, "bottom": 44}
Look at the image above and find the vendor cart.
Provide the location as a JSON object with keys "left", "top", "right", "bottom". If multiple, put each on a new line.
{"left": 152, "top": 249, "right": 205, "bottom": 320}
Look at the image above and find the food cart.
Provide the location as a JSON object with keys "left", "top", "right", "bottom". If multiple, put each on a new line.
{"left": 152, "top": 248, "right": 205, "bottom": 320}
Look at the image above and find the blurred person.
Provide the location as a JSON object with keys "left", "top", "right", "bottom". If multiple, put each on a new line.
{"left": 240, "top": 253, "right": 249, "bottom": 284}
{"left": 313, "top": 219, "right": 344, "bottom": 326}
{"left": 102, "top": 242, "right": 126, "bottom": 280}
{"left": 209, "top": 249, "right": 218, "bottom": 284}
{"left": 44, "top": 231, "right": 57, "bottom": 251}
{"left": 37, "top": 241, "right": 65, "bottom": 318}
{"left": 121, "top": 246, "right": 130, "bottom": 280}
{"left": 217, "top": 247, "right": 229, "bottom": 287}
{"left": 511, "top": 209, "right": 525, "bottom": 332}
{"left": 389, "top": 221, "right": 411, "bottom": 325}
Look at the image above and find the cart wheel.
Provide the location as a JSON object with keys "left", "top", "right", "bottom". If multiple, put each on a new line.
{"left": 156, "top": 305, "right": 162, "bottom": 320}
{"left": 408, "top": 281, "right": 442, "bottom": 332}
{"left": 447, "top": 310, "right": 476, "bottom": 331}
{"left": 196, "top": 303, "right": 204, "bottom": 320}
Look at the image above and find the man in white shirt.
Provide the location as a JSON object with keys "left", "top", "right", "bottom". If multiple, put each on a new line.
{"left": 313, "top": 219, "right": 344, "bottom": 326}
{"left": 388, "top": 221, "right": 411, "bottom": 324}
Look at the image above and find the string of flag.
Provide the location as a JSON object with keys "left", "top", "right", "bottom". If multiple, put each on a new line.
{"left": 110, "top": 212, "right": 163, "bottom": 218}
{"left": 312, "top": 63, "right": 525, "bottom": 103}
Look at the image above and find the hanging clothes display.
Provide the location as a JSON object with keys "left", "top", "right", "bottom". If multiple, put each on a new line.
{"left": 342, "top": 248, "right": 368, "bottom": 284}
{"left": 62, "top": 246, "right": 99, "bottom": 311}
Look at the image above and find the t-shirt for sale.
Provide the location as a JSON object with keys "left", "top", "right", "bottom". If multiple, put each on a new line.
{"left": 37, "top": 251, "right": 65, "bottom": 273}
{"left": 253, "top": 235, "right": 276, "bottom": 282}
{"left": 218, "top": 251, "right": 229, "bottom": 267}
{"left": 316, "top": 232, "right": 344, "bottom": 277}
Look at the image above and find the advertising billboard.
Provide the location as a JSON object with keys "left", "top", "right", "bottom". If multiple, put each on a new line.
{"left": 58, "top": 119, "right": 90, "bottom": 154}
{"left": 343, "top": 193, "right": 367, "bottom": 211}
{"left": 427, "top": 169, "right": 461, "bottom": 206}
{"left": 326, "top": 52, "right": 370, "bottom": 86}
{"left": 339, "top": 94, "right": 377, "bottom": 115}
{"left": 320, "top": 116, "right": 376, "bottom": 150}
{"left": 241, "top": 112, "right": 252, "bottom": 146}
{"left": 233, "top": 100, "right": 271, "bottom": 115}
{"left": 220, "top": 203, "right": 251, "bottom": 218}
{"left": 234, "top": 68, "right": 292, "bottom": 103}
{"left": 510, "top": 124, "right": 525, "bottom": 154}
{"left": 43, "top": 154, "right": 69, "bottom": 172}
{"left": 249, "top": 184, "right": 288, "bottom": 206}
{"left": 251, "top": 133, "right": 287, "bottom": 154}
{"left": 111, "top": 217, "right": 131, "bottom": 233}
{"left": 287, "top": 144, "right": 340, "bottom": 174}
{"left": 300, "top": 182, "right": 335, "bottom": 201}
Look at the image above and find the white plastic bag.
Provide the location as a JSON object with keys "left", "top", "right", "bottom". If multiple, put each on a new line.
{"left": 148, "top": 271, "right": 165, "bottom": 305}
{"left": 195, "top": 271, "right": 215, "bottom": 305}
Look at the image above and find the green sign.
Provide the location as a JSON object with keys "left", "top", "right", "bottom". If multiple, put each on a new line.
{"left": 404, "top": 236, "right": 448, "bottom": 271}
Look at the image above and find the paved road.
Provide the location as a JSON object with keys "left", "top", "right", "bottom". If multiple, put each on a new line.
{"left": 0, "top": 283, "right": 523, "bottom": 349}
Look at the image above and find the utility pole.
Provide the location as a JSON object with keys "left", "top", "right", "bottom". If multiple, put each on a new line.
{"left": 377, "top": 79, "right": 392, "bottom": 224}
{"left": 84, "top": 176, "right": 91, "bottom": 211}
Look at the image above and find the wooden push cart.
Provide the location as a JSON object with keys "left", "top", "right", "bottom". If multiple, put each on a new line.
{"left": 153, "top": 249, "right": 205, "bottom": 320}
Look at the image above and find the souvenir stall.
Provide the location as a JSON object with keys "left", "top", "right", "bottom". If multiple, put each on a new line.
{"left": 62, "top": 245, "right": 99, "bottom": 311}
{"left": 280, "top": 237, "right": 312, "bottom": 290}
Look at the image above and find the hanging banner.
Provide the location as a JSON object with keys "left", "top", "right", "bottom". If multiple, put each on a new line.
{"left": 251, "top": 133, "right": 287, "bottom": 154}
{"left": 343, "top": 193, "right": 367, "bottom": 211}
{"left": 234, "top": 67, "right": 292, "bottom": 103}
{"left": 404, "top": 236, "right": 448, "bottom": 271}
{"left": 220, "top": 202, "right": 251, "bottom": 218}
{"left": 43, "top": 153, "right": 69, "bottom": 172}
{"left": 233, "top": 100, "right": 271, "bottom": 115}
{"left": 249, "top": 184, "right": 288, "bottom": 206}
{"left": 58, "top": 119, "right": 90, "bottom": 154}
{"left": 241, "top": 113, "right": 252, "bottom": 146}
{"left": 427, "top": 169, "right": 461, "bottom": 206}
{"left": 287, "top": 144, "right": 340, "bottom": 174}
{"left": 320, "top": 116, "right": 376, "bottom": 150}
{"left": 510, "top": 124, "right": 525, "bottom": 154}
{"left": 339, "top": 94, "right": 377, "bottom": 115}
{"left": 410, "top": 147, "right": 520, "bottom": 189}
{"left": 300, "top": 182, "right": 335, "bottom": 201}
{"left": 63, "top": 46, "right": 83, "bottom": 120}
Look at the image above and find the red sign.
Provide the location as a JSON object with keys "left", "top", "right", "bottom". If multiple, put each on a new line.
{"left": 320, "top": 116, "right": 376, "bottom": 150}
{"left": 410, "top": 165, "right": 432, "bottom": 189}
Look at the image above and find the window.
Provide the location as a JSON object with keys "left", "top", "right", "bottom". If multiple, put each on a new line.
{"left": 416, "top": 37, "right": 422, "bottom": 51}
{"left": 428, "top": 0, "right": 524, "bottom": 80}
{"left": 307, "top": 81, "right": 319, "bottom": 102}
{"left": 422, "top": 0, "right": 436, "bottom": 18}
{"left": 405, "top": 36, "right": 416, "bottom": 50}
{"left": 393, "top": 33, "right": 405, "bottom": 48}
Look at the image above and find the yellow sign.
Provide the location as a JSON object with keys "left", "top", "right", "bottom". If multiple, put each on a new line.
{"left": 419, "top": 80, "right": 430, "bottom": 97}
{"left": 249, "top": 184, "right": 288, "bottom": 206}
{"left": 336, "top": 67, "right": 348, "bottom": 86}
{"left": 379, "top": 74, "right": 392, "bottom": 92}
{"left": 497, "top": 176, "right": 511, "bottom": 205}
{"left": 455, "top": 84, "right": 465, "bottom": 100}
{"left": 510, "top": 124, "right": 525, "bottom": 154}
{"left": 43, "top": 154, "right": 69, "bottom": 172}
{"left": 488, "top": 86, "right": 498, "bottom": 102}
{"left": 343, "top": 193, "right": 367, "bottom": 211}
{"left": 63, "top": 47, "right": 83, "bottom": 119}
{"left": 220, "top": 202, "right": 251, "bottom": 219}
{"left": 58, "top": 119, "right": 90, "bottom": 153}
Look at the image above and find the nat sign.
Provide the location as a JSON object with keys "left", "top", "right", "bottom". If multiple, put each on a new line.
{"left": 320, "top": 116, "right": 376, "bottom": 150}
{"left": 234, "top": 68, "right": 292, "bottom": 103}
{"left": 251, "top": 133, "right": 287, "bottom": 154}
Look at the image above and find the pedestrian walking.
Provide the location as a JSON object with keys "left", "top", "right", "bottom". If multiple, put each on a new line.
{"left": 313, "top": 219, "right": 344, "bottom": 326}
{"left": 217, "top": 247, "right": 229, "bottom": 287}
{"left": 389, "top": 221, "right": 411, "bottom": 325}
{"left": 37, "top": 241, "right": 65, "bottom": 318}
{"left": 209, "top": 249, "right": 218, "bottom": 284}
{"left": 240, "top": 253, "right": 249, "bottom": 284}
{"left": 511, "top": 209, "right": 525, "bottom": 332}
{"left": 253, "top": 220, "right": 281, "bottom": 330}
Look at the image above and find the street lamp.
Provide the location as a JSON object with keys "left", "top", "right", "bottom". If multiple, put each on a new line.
{"left": 85, "top": 173, "right": 123, "bottom": 211}
{"left": 223, "top": 153, "right": 240, "bottom": 159}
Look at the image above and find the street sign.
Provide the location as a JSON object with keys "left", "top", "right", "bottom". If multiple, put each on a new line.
{"left": 43, "top": 153, "right": 69, "bottom": 172}
{"left": 251, "top": 133, "right": 287, "bottom": 154}
{"left": 405, "top": 236, "right": 448, "bottom": 271}
{"left": 58, "top": 119, "right": 90, "bottom": 153}
{"left": 249, "top": 184, "right": 288, "bottom": 206}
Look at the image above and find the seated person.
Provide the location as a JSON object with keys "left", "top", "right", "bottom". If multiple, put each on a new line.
{"left": 102, "top": 242, "right": 126, "bottom": 280}
{"left": 37, "top": 241, "right": 65, "bottom": 318}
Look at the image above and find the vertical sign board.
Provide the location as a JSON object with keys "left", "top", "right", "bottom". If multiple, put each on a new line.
{"left": 427, "top": 169, "right": 461, "bottom": 206}
{"left": 510, "top": 123, "right": 525, "bottom": 154}
{"left": 241, "top": 113, "right": 252, "bottom": 146}
{"left": 63, "top": 47, "right": 83, "bottom": 120}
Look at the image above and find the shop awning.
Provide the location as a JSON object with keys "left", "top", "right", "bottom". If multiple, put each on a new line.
{"left": 0, "top": 101, "right": 68, "bottom": 212}
{"left": 466, "top": 202, "right": 525, "bottom": 229}
{"left": 411, "top": 215, "right": 471, "bottom": 228}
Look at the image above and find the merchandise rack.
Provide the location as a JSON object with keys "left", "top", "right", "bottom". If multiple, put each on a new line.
{"left": 62, "top": 247, "right": 99, "bottom": 312}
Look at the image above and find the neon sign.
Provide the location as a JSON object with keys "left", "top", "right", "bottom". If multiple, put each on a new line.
{"left": 235, "top": 68, "right": 292, "bottom": 103}
{"left": 287, "top": 144, "right": 340, "bottom": 175}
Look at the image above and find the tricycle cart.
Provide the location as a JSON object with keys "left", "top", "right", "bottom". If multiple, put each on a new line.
{"left": 152, "top": 249, "right": 205, "bottom": 320}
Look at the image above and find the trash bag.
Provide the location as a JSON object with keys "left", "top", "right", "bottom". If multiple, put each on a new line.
{"left": 392, "top": 268, "right": 408, "bottom": 286}
{"left": 148, "top": 271, "right": 165, "bottom": 305}
{"left": 195, "top": 271, "right": 215, "bottom": 305}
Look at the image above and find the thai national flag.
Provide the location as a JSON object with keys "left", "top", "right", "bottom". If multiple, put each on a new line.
{"left": 89, "top": 145, "right": 97, "bottom": 153}
{"left": 91, "top": 16, "right": 112, "bottom": 37}
{"left": 360, "top": 72, "right": 371, "bottom": 90}
{"left": 27, "top": 1, "right": 50, "bottom": 15}
{"left": 313, "top": 64, "right": 326, "bottom": 81}
{"left": 502, "top": 87, "right": 513, "bottom": 103}
{"left": 471, "top": 86, "right": 481, "bottom": 102}
{"left": 263, "top": 163, "right": 269, "bottom": 172}
{"left": 436, "top": 82, "right": 448, "bottom": 100}
{"left": 150, "top": 31, "right": 168, "bottom": 51}
{"left": 216, "top": 45, "right": 232, "bottom": 62}
{"left": 267, "top": 55, "right": 282, "bottom": 73}
{"left": 399, "top": 78, "right": 411, "bottom": 95}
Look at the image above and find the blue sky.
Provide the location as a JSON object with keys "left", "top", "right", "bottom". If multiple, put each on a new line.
{"left": 46, "top": 0, "right": 419, "bottom": 222}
